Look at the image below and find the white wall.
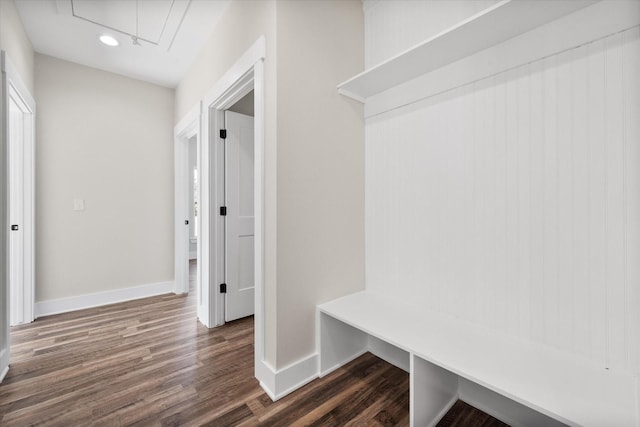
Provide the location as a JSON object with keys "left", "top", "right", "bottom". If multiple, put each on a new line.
{"left": 35, "top": 54, "right": 175, "bottom": 302}
{"left": 364, "top": 0, "right": 640, "bottom": 374}
{"left": 0, "top": 0, "right": 34, "bottom": 94}
{"left": 175, "top": 0, "right": 278, "bottom": 365}
{"left": 176, "top": 0, "right": 364, "bottom": 371}
{"left": 363, "top": 0, "right": 499, "bottom": 69}
{"left": 275, "top": 0, "right": 364, "bottom": 368}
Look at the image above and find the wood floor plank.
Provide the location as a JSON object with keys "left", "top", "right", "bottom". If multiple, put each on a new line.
{"left": 0, "top": 262, "right": 504, "bottom": 426}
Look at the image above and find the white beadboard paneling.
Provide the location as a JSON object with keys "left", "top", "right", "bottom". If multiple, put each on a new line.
{"left": 365, "top": 27, "right": 640, "bottom": 373}
{"left": 555, "top": 46, "right": 573, "bottom": 356}
{"left": 586, "top": 37, "right": 608, "bottom": 367}
{"left": 540, "top": 54, "right": 560, "bottom": 351}
{"left": 571, "top": 44, "right": 591, "bottom": 360}
{"left": 528, "top": 59, "right": 544, "bottom": 343}
{"left": 604, "top": 32, "right": 626, "bottom": 371}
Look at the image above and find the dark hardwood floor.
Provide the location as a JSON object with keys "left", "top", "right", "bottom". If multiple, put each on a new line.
{"left": 0, "top": 261, "right": 504, "bottom": 426}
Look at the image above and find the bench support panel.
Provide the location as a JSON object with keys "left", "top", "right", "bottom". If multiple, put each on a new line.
{"left": 318, "top": 312, "right": 368, "bottom": 376}
{"left": 411, "top": 355, "right": 458, "bottom": 427}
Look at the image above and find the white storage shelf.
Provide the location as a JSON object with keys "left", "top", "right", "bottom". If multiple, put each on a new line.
{"left": 337, "top": 0, "right": 598, "bottom": 102}
{"left": 318, "top": 291, "right": 638, "bottom": 426}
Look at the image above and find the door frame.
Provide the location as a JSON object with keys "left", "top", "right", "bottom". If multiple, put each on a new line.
{"left": 201, "top": 36, "right": 266, "bottom": 378}
{"left": 174, "top": 103, "right": 201, "bottom": 300}
{"left": 2, "top": 51, "right": 36, "bottom": 326}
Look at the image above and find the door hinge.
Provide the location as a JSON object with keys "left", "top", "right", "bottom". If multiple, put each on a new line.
{"left": 220, "top": 129, "right": 227, "bottom": 139}
{"left": 220, "top": 206, "right": 227, "bottom": 216}
{"left": 10, "top": 225, "right": 18, "bottom": 231}
{"left": 220, "top": 283, "right": 227, "bottom": 294}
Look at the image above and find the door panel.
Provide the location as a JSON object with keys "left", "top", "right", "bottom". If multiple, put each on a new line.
{"left": 9, "top": 95, "right": 24, "bottom": 326}
{"left": 0, "top": 63, "right": 8, "bottom": 381}
{"left": 225, "top": 111, "right": 255, "bottom": 322}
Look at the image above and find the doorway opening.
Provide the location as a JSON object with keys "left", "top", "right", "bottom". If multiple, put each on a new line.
{"left": 174, "top": 103, "right": 201, "bottom": 310}
{"left": 2, "top": 52, "right": 36, "bottom": 327}
{"left": 196, "top": 36, "right": 266, "bottom": 387}
{"left": 1, "top": 51, "right": 36, "bottom": 382}
{"left": 8, "top": 83, "right": 33, "bottom": 326}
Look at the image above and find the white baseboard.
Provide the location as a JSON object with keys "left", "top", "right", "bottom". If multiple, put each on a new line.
{"left": 426, "top": 394, "right": 459, "bottom": 427}
{"left": 257, "top": 354, "right": 319, "bottom": 401}
{"left": 0, "top": 366, "right": 9, "bottom": 383}
{"left": 35, "top": 281, "right": 175, "bottom": 318}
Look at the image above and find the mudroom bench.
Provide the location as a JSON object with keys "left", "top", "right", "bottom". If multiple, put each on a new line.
{"left": 317, "top": 291, "right": 638, "bottom": 427}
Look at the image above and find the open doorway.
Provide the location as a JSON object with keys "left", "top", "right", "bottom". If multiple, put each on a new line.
{"left": 188, "top": 136, "right": 198, "bottom": 263}
{"left": 2, "top": 52, "right": 36, "bottom": 327}
{"left": 1, "top": 51, "right": 36, "bottom": 382}
{"left": 174, "top": 103, "right": 201, "bottom": 310}
{"left": 196, "top": 36, "right": 266, "bottom": 388}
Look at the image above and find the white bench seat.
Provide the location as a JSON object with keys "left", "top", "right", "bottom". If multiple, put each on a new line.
{"left": 318, "top": 291, "right": 638, "bottom": 427}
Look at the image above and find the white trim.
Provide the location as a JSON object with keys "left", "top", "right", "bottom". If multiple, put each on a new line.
{"left": 258, "top": 354, "right": 319, "bottom": 401}
{"left": 35, "top": 281, "right": 175, "bottom": 318}
{"left": 202, "top": 37, "right": 266, "bottom": 108}
{"left": 426, "top": 395, "right": 459, "bottom": 427}
{"left": 1, "top": 53, "right": 35, "bottom": 110}
{"left": 174, "top": 103, "right": 201, "bottom": 301}
{"left": 201, "top": 35, "right": 268, "bottom": 391}
{"left": 0, "top": 365, "right": 8, "bottom": 383}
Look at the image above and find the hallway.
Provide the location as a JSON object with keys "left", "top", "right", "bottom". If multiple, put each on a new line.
{"left": 0, "top": 262, "right": 410, "bottom": 426}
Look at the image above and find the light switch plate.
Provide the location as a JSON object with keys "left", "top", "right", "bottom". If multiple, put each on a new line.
{"left": 73, "top": 198, "right": 85, "bottom": 211}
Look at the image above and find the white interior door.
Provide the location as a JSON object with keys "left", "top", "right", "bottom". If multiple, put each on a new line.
{"left": 0, "top": 59, "right": 8, "bottom": 382}
{"left": 9, "top": 92, "right": 25, "bottom": 325}
{"left": 224, "top": 111, "right": 255, "bottom": 322}
{"left": 1, "top": 51, "right": 36, "bottom": 381}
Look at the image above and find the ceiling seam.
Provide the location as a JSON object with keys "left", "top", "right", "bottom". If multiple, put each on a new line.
{"left": 69, "top": 0, "right": 162, "bottom": 45}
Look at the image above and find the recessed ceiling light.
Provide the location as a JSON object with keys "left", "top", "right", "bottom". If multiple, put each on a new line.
{"left": 99, "top": 35, "right": 119, "bottom": 47}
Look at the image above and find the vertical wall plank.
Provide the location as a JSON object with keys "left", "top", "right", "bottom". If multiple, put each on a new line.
{"left": 571, "top": 45, "right": 591, "bottom": 360}
{"left": 541, "top": 55, "right": 560, "bottom": 350}
{"left": 586, "top": 38, "right": 607, "bottom": 367}
{"left": 604, "top": 33, "right": 626, "bottom": 370}
{"left": 516, "top": 66, "right": 532, "bottom": 341}
{"left": 493, "top": 73, "right": 508, "bottom": 331}
{"left": 556, "top": 49, "right": 575, "bottom": 354}
{"left": 505, "top": 68, "right": 519, "bottom": 337}
{"left": 529, "top": 60, "right": 545, "bottom": 342}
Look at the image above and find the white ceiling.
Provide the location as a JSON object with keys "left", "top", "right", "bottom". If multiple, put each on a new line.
{"left": 15, "top": 0, "right": 231, "bottom": 87}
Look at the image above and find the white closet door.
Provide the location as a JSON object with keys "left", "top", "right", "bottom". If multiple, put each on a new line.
{"left": 9, "top": 95, "right": 24, "bottom": 326}
{"left": 224, "top": 111, "right": 255, "bottom": 322}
